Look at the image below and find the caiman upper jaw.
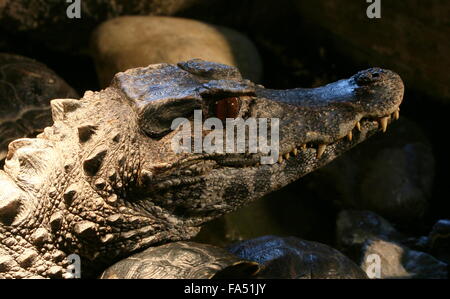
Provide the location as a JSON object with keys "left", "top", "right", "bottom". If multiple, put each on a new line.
{"left": 250, "top": 67, "right": 404, "bottom": 162}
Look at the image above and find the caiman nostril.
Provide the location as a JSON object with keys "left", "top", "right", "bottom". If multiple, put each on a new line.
{"left": 354, "top": 68, "right": 386, "bottom": 86}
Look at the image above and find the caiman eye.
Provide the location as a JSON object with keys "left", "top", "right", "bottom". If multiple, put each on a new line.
{"left": 215, "top": 97, "right": 241, "bottom": 121}
{"left": 139, "top": 98, "right": 201, "bottom": 138}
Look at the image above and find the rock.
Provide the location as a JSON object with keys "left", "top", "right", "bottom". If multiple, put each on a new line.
{"left": 228, "top": 236, "right": 367, "bottom": 279}
{"left": 361, "top": 239, "right": 447, "bottom": 279}
{"left": 304, "top": 118, "right": 434, "bottom": 228}
{"left": 0, "top": 53, "right": 78, "bottom": 164}
{"left": 336, "top": 209, "right": 430, "bottom": 253}
{"left": 91, "top": 16, "right": 262, "bottom": 86}
{"left": 337, "top": 210, "right": 448, "bottom": 279}
{"left": 293, "top": 0, "right": 450, "bottom": 103}
{"left": 429, "top": 219, "right": 450, "bottom": 264}
{"left": 337, "top": 210, "right": 405, "bottom": 251}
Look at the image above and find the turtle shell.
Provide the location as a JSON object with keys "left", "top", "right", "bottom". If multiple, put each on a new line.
{"left": 0, "top": 53, "right": 78, "bottom": 163}
{"left": 100, "top": 241, "right": 260, "bottom": 279}
{"left": 228, "top": 235, "right": 368, "bottom": 279}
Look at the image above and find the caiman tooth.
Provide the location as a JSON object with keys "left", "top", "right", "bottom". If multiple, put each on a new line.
{"left": 355, "top": 121, "right": 362, "bottom": 132}
{"left": 78, "top": 125, "right": 97, "bottom": 143}
{"left": 292, "top": 148, "right": 298, "bottom": 156}
{"left": 284, "top": 152, "right": 290, "bottom": 160}
{"left": 379, "top": 116, "right": 390, "bottom": 133}
{"left": 393, "top": 109, "right": 400, "bottom": 120}
{"left": 347, "top": 131, "right": 353, "bottom": 142}
{"left": 316, "top": 144, "right": 327, "bottom": 159}
{"left": 301, "top": 144, "right": 307, "bottom": 150}
{"left": 278, "top": 155, "right": 283, "bottom": 164}
{"left": 50, "top": 99, "right": 80, "bottom": 121}
{"left": 83, "top": 147, "right": 108, "bottom": 176}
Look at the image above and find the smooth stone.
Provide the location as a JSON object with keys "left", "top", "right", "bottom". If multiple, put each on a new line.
{"left": 91, "top": 16, "right": 262, "bottom": 86}
{"left": 360, "top": 239, "right": 447, "bottom": 279}
{"left": 337, "top": 210, "right": 406, "bottom": 251}
{"left": 336, "top": 210, "right": 448, "bottom": 279}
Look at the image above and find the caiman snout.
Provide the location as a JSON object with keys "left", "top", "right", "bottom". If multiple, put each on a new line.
{"left": 352, "top": 68, "right": 404, "bottom": 119}
{"left": 354, "top": 68, "right": 391, "bottom": 85}
{"left": 254, "top": 67, "right": 404, "bottom": 160}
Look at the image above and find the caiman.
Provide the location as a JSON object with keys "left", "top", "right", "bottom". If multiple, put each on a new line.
{"left": 0, "top": 59, "right": 404, "bottom": 278}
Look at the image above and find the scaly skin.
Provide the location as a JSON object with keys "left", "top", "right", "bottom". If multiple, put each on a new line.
{"left": 0, "top": 59, "right": 404, "bottom": 278}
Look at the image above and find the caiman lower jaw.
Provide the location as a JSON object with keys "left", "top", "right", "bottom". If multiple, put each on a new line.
{"left": 276, "top": 108, "right": 400, "bottom": 163}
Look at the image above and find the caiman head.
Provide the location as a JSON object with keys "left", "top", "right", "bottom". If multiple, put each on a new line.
{"left": 0, "top": 59, "right": 403, "bottom": 278}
